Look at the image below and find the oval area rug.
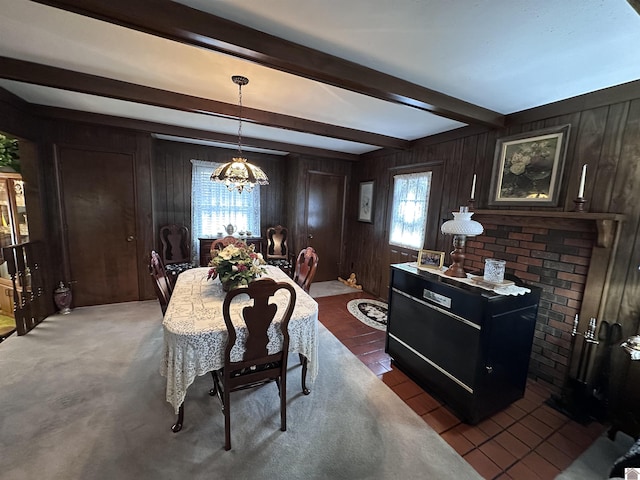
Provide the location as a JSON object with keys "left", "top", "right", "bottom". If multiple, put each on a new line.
{"left": 347, "top": 299, "right": 388, "bottom": 331}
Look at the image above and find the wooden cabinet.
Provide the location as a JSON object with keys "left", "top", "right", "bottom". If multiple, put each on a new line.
{"left": 0, "top": 173, "right": 29, "bottom": 317}
{"left": 386, "top": 263, "right": 541, "bottom": 424}
{"left": 199, "top": 237, "right": 263, "bottom": 267}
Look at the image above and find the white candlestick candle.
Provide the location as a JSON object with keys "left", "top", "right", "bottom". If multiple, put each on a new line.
{"left": 470, "top": 174, "right": 476, "bottom": 200}
{"left": 578, "top": 164, "right": 587, "bottom": 198}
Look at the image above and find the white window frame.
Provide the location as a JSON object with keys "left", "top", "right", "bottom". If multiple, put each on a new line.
{"left": 388, "top": 171, "right": 432, "bottom": 250}
{"left": 190, "top": 159, "right": 261, "bottom": 263}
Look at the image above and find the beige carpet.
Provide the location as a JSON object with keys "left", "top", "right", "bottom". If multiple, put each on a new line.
{"left": 556, "top": 432, "right": 634, "bottom": 479}
{"left": 0, "top": 300, "right": 481, "bottom": 480}
{"left": 309, "top": 280, "right": 360, "bottom": 298}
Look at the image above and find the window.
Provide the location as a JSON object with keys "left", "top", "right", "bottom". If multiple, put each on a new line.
{"left": 389, "top": 171, "right": 432, "bottom": 250}
{"left": 191, "top": 159, "right": 261, "bottom": 261}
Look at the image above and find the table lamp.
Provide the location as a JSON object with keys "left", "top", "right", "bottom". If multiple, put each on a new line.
{"left": 440, "top": 206, "right": 484, "bottom": 278}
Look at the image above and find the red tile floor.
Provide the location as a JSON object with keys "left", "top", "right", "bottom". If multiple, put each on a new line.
{"left": 316, "top": 290, "right": 607, "bottom": 480}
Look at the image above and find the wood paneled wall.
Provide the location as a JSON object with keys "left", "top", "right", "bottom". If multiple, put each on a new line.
{"left": 152, "top": 140, "right": 288, "bottom": 249}
{"left": 346, "top": 81, "right": 640, "bottom": 397}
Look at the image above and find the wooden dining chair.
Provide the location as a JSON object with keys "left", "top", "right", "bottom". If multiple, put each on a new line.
{"left": 265, "top": 225, "right": 293, "bottom": 275}
{"left": 292, "top": 247, "right": 319, "bottom": 294}
{"left": 149, "top": 250, "right": 173, "bottom": 315}
{"left": 211, "top": 277, "right": 296, "bottom": 450}
{"left": 159, "top": 224, "right": 194, "bottom": 284}
{"left": 211, "top": 235, "right": 243, "bottom": 256}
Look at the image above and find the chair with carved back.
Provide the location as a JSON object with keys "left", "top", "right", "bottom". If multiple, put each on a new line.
{"left": 211, "top": 277, "right": 296, "bottom": 450}
{"left": 159, "top": 224, "right": 194, "bottom": 284}
{"left": 149, "top": 250, "right": 173, "bottom": 315}
{"left": 211, "top": 235, "right": 244, "bottom": 257}
{"left": 292, "top": 247, "right": 319, "bottom": 294}
{"left": 265, "top": 225, "right": 293, "bottom": 275}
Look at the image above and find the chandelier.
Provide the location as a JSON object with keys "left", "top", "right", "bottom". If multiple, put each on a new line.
{"left": 211, "top": 75, "right": 269, "bottom": 193}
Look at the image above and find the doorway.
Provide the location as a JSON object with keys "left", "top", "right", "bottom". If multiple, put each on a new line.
{"left": 382, "top": 164, "right": 444, "bottom": 297}
{"left": 57, "top": 147, "right": 139, "bottom": 306}
{"left": 305, "top": 171, "right": 346, "bottom": 282}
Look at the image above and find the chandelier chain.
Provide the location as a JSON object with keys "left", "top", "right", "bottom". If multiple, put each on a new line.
{"left": 237, "top": 81, "right": 243, "bottom": 156}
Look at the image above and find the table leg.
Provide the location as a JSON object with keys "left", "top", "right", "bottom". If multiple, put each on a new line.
{"left": 299, "top": 353, "right": 310, "bottom": 395}
{"left": 171, "top": 403, "right": 184, "bottom": 433}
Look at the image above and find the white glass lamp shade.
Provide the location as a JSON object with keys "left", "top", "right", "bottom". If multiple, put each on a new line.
{"left": 211, "top": 157, "right": 269, "bottom": 193}
{"left": 441, "top": 211, "right": 484, "bottom": 236}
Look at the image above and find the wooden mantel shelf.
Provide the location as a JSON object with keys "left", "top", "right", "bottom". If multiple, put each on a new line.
{"left": 471, "top": 209, "right": 625, "bottom": 248}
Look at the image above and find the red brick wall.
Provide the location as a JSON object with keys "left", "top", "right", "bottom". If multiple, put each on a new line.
{"left": 465, "top": 221, "right": 595, "bottom": 392}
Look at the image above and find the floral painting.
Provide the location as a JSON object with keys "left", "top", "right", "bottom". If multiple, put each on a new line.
{"left": 489, "top": 125, "right": 570, "bottom": 206}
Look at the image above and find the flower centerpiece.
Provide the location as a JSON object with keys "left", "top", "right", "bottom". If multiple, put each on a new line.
{"left": 207, "top": 240, "right": 266, "bottom": 291}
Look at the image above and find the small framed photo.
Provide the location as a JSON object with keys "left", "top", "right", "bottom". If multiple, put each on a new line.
{"left": 417, "top": 250, "right": 445, "bottom": 270}
{"left": 358, "top": 181, "right": 374, "bottom": 223}
{"left": 489, "top": 124, "right": 570, "bottom": 207}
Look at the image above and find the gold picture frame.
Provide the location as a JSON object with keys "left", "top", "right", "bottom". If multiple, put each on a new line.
{"left": 489, "top": 124, "right": 570, "bottom": 207}
{"left": 417, "top": 250, "right": 445, "bottom": 270}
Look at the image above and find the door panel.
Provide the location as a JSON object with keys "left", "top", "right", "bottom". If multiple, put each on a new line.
{"left": 306, "top": 171, "right": 346, "bottom": 282}
{"left": 59, "top": 148, "right": 139, "bottom": 306}
{"left": 383, "top": 165, "right": 444, "bottom": 296}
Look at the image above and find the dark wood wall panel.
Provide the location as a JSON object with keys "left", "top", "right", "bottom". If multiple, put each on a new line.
{"left": 134, "top": 133, "right": 154, "bottom": 299}
{"left": 152, "top": 140, "right": 287, "bottom": 250}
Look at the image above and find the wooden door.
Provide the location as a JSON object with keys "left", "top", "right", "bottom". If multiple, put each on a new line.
{"left": 305, "top": 171, "right": 346, "bottom": 282}
{"left": 58, "top": 148, "right": 139, "bottom": 306}
{"left": 383, "top": 164, "right": 444, "bottom": 298}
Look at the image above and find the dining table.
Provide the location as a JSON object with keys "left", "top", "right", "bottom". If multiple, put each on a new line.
{"left": 161, "top": 265, "right": 319, "bottom": 431}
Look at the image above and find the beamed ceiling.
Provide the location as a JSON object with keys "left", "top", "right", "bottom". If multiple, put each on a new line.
{"left": 1, "top": 0, "right": 640, "bottom": 160}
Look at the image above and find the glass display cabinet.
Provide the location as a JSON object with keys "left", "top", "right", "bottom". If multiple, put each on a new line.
{"left": 0, "top": 172, "right": 29, "bottom": 317}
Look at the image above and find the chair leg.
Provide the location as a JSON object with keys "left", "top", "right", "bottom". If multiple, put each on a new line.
{"left": 224, "top": 385, "right": 231, "bottom": 450}
{"left": 299, "top": 354, "right": 310, "bottom": 395}
{"left": 209, "top": 371, "right": 217, "bottom": 396}
{"left": 171, "top": 403, "right": 184, "bottom": 433}
{"left": 280, "top": 373, "right": 287, "bottom": 432}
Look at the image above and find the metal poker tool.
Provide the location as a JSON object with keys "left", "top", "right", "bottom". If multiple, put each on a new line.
{"left": 566, "top": 314, "right": 580, "bottom": 382}
{"left": 576, "top": 317, "right": 598, "bottom": 383}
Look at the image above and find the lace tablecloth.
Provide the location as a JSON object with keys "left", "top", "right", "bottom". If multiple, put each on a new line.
{"left": 161, "top": 266, "right": 319, "bottom": 413}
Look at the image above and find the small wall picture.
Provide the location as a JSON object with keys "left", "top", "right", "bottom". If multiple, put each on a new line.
{"left": 417, "top": 250, "right": 445, "bottom": 270}
{"left": 358, "top": 181, "right": 374, "bottom": 223}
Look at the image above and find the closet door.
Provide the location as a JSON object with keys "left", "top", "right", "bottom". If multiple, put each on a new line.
{"left": 305, "top": 171, "right": 346, "bottom": 282}
{"left": 58, "top": 147, "right": 139, "bottom": 306}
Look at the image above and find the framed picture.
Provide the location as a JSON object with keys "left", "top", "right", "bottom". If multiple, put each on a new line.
{"left": 417, "top": 250, "right": 445, "bottom": 270}
{"left": 489, "top": 124, "right": 570, "bottom": 207}
{"left": 358, "top": 181, "right": 374, "bottom": 223}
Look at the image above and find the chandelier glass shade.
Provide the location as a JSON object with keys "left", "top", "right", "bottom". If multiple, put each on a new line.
{"left": 210, "top": 75, "right": 269, "bottom": 193}
{"left": 211, "top": 157, "right": 269, "bottom": 193}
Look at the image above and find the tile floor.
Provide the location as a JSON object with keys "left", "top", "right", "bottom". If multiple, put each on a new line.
{"left": 316, "top": 290, "right": 607, "bottom": 480}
